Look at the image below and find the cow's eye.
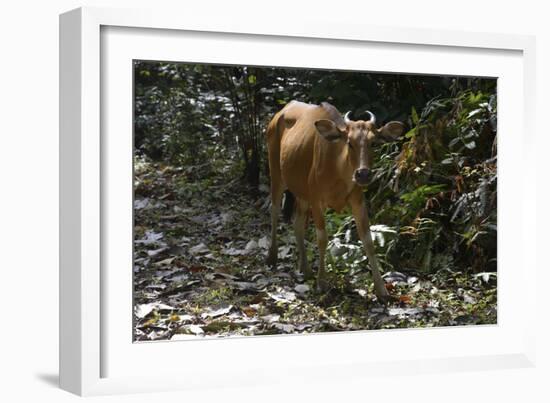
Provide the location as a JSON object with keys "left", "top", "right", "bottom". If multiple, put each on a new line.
{"left": 347, "top": 140, "right": 353, "bottom": 149}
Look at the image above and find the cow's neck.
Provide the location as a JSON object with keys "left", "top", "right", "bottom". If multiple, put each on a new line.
{"left": 314, "top": 141, "right": 356, "bottom": 208}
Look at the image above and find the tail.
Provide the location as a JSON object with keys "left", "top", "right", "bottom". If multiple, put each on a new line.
{"left": 282, "top": 190, "right": 295, "bottom": 223}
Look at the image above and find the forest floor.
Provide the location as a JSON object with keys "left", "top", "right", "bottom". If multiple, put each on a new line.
{"left": 133, "top": 157, "right": 497, "bottom": 342}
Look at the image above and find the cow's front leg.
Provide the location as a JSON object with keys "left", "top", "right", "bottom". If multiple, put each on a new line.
{"left": 311, "top": 205, "right": 328, "bottom": 292}
{"left": 350, "top": 191, "right": 391, "bottom": 303}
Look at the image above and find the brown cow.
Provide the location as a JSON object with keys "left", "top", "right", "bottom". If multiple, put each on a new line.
{"left": 265, "top": 101, "right": 405, "bottom": 301}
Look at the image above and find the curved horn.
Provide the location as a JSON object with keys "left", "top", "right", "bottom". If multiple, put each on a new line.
{"left": 365, "top": 110, "right": 376, "bottom": 125}
{"left": 344, "top": 111, "right": 352, "bottom": 124}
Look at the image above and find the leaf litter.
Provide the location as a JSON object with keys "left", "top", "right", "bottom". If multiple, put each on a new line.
{"left": 133, "top": 160, "right": 497, "bottom": 341}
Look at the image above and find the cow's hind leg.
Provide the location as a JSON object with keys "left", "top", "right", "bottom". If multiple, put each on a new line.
{"left": 293, "top": 198, "right": 312, "bottom": 279}
{"left": 311, "top": 205, "right": 329, "bottom": 292}
{"left": 266, "top": 182, "right": 284, "bottom": 267}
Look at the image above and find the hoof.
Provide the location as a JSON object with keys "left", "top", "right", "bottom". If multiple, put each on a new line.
{"left": 266, "top": 252, "right": 277, "bottom": 268}
{"left": 316, "top": 276, "right": 329, "bottom": 293}
{"left": 375, "top": 291, "right": 395, "bottom": 304}
{"left": 301, "top": 267, "right": 313, "bottom": 281}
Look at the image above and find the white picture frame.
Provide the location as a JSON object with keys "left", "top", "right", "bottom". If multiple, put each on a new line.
{"left": 60, "top": 6, "right": 537, "bottom": 396}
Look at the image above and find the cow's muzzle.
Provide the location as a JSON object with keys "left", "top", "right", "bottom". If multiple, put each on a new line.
{"left": 354, "top": 168, "right": 370, "bottom": 185}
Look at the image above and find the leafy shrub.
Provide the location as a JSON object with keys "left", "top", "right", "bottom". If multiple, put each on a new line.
{"left": 362, "top": 90, "right": 497, "bottom": 273}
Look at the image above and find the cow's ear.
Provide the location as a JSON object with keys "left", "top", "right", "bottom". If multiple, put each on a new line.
{"left": 315, "top": 119, "right": 346, "bottom": 142}
{"left": 375, "top": 121, "right": 405, "bottom": 142}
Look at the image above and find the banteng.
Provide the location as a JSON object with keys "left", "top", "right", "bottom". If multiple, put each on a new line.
{"left": 265, "top": 101, "right": 405, "bottom": 301}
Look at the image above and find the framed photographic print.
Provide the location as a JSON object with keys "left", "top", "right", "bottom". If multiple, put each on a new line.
{"left": 60, "top": 6, "right": 537, "bottom": 396}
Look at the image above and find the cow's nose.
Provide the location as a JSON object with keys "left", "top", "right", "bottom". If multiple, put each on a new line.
{"left": 354, "top": 168, "right": 370, "bottom": 184}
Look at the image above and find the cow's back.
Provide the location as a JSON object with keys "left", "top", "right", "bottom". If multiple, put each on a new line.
{"left": 278, "top": 102, "right": 321, "bottom": 200}
{"left": 266, "top": 101, "right": 351, "bottom": 207}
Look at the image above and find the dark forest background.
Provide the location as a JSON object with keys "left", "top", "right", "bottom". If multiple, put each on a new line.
{"left": 134, "top": 61, "right": 497, "bottom": 276}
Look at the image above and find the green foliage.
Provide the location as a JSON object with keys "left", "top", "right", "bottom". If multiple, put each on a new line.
{"left": 362, "top": 89, "right": 497, "bottom": 274}
{"left": 400, "top": 184, "right": 447, "bottom": 213}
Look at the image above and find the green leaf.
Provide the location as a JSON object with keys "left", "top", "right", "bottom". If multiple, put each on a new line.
{"left": 248, "top": 74, "right": 257, "bottom": 85}
{"left": 464, "top": 141, "right": 476, "bottom": 149}
{"left": 449, "top": 137, "right": 461, "bottom": 148}
{"left": 411, "top": 106, "right": 419, "bottom": 125}
{"left": 405, "top": 127, "right": 417, "bottom": 139}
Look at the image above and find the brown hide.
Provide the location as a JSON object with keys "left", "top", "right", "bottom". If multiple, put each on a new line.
{"left": 268, "top": 101, "right": 356, "bottom": 211}
{"left": 265, "top": 100, "right": 404, "bottom": 300}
